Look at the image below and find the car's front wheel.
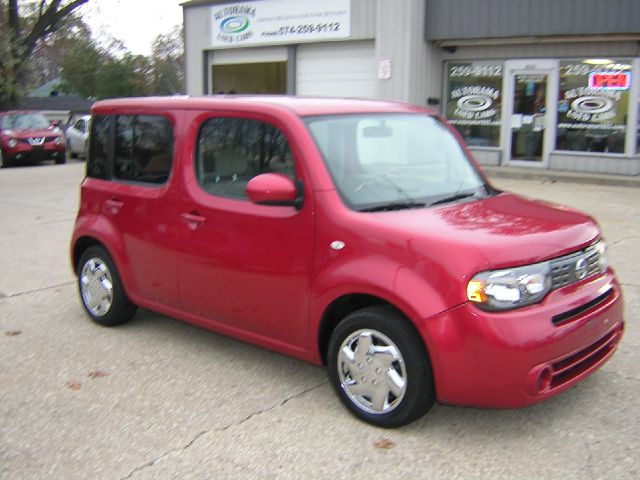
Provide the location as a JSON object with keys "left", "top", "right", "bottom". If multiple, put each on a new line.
{"left": 77, "top": 246, "right": 137, "bottom": 326}
{"left": 327, "top": 306, "right": 435, "bottom": 428}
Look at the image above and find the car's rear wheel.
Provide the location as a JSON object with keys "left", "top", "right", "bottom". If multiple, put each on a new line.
{"left": 77, "top": 246, "right": 137, "bottom": 326}
{"left": 67, "top": 139, "right": 77, "bottom": 159}
{"left": 0, "top": 149, "right": 6, "bottom": 168}
{"left": 327, "top": 306, "right": 435, "bottom": 428}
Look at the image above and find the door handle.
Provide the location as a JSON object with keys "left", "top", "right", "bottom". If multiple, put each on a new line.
{"left": 105, "top": 198, "right": 124, "bottom": 214}
{"left": 181, "top": 212, "right": 206, "bottom": 230}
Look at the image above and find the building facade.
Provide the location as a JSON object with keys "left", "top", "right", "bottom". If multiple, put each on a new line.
{"left": 182, "top": 0, "right": 640, "bottom": 175}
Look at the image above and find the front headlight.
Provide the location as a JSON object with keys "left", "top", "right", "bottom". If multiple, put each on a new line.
{"left": 7, "top": 138, "right": 18, "bottom": 148}
{"left": 54, "top": 136, "right": 62, "bottom": 145}
{"left": 467, "top": 261, "right": 552, "bottom": 311}
{"left": 595, "top": 240, "right": 608, "bottom": 273}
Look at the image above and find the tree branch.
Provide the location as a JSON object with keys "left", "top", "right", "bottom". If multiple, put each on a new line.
{"left": 22, "top": 0, "right": 89, "bottom": 59}
{"left": 8, "top": 0, "right": 20, "bottom": 38}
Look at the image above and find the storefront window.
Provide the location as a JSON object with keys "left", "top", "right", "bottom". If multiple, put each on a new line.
{"left": 446, "top": 61, "right": 503, "bottom": 147}
{"left": 637, "top": 99, "right": 640, "bottom": 154}
{"left": 556, "top": 59, "right": 631, "bottom": 154}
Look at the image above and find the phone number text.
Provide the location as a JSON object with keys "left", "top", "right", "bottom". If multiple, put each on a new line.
{"left": 275, "top": 22, "right": 342, "bottom": 36}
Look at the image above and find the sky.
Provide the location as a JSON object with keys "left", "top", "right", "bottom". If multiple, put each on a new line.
{"left": 80, "top": 0, "right": 184, "bottom": 56}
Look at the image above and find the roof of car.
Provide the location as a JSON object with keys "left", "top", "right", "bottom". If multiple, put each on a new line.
{"left": 92, "top": 95, "right": 432, "bottom": 117}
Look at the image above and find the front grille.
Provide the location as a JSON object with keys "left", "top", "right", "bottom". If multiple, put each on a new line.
{"left": 550, "top": 244, "right": 601, "bottom": 290}
{"left": 548, "top": 326, "right": 621, "bottom": 389}
{"left": 27, "top": 137, "right": 45, "bottom": 146}
{"left": 552, "top": 289, "right": 614, "bottom": 326}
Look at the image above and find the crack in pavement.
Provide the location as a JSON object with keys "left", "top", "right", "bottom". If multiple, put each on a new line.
{"left": 0, "top": 281, "right": 75, "bottom": 299}
{"left": 609, "top": 370, "right": 640, "bottom": 385}
{"left": 33, "top": 217, "right": 76, "bottom": 226}
{"left": 120, "top": 382, "right": 328, "bottom": 480}
{"left": 0, "top": 198, "right": 78, "bottom": 214}
{"left": 611, "top": 237, "right": 640, "bottom": 246}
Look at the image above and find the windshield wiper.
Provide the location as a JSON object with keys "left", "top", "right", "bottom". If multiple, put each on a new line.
{"left": 359, "top": 201, "right": 426, "bottom": 212}
{"left": 428, "top": 192, "right": 480, "bottom": 207}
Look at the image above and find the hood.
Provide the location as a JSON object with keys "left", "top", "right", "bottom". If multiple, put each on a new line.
{"left": 370, "top": 192, "right": 600, "bottom": 270}
{"left": 9, "top": 128, "right": 57, "bottom": 137}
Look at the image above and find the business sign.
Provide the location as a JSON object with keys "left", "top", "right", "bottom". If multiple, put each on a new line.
{"left": 377, "top": 58, "right": 391, "bottom": 80}
{"left": 445, "top": 62, "right": 503, "bottom": 147}
{"left": 447, "top": 63, "right": 502, "bottom": 126}
{"left": 588, "top": 71, "right": 631, "bottom": 91}
{"left": 211, "top": 0, "right": 351, "bottom": 47}
{"left": 557, "top": 61, "right": 631, "bottom": 131}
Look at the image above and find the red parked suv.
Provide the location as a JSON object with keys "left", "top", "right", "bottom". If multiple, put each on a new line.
{"left": 70, "top": 96, "right": 624, "bottom": 427}
{"left": 0, "top": 111, "right": 66, "bottom": 167}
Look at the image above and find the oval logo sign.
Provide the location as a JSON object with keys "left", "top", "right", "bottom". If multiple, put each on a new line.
{"left": 575, "top": 257, "right": 588, "bottom": 280}
{"left": 457, "top": 94, "right": 493, "bottom": 113}
{"left": 220, "top": 15, "right": 250, "bottom": 33}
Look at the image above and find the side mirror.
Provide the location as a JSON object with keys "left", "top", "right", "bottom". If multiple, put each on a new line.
{"left": 246, "top": 173, "right": 303, "bottom": 210}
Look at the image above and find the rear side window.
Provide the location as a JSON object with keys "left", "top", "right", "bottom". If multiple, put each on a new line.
{"left": 87, "top": 114, "right": 173, "bottom": 184}
{"left": 196, "top": 117, "right": 294, "bottom": 199}
{"left": 115, "top": 115, "right": 173, "bottom": 184}
{"left": 88, "top": 115, "right": 110, "bottom": 179}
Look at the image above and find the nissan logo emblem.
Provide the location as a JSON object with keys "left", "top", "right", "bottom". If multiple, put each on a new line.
{"left": 575, "top": 257, "right": 588, "bottom": 280}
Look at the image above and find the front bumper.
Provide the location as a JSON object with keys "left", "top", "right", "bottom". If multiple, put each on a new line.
{"left": 4, "top": 143, "right": 65, "bottom": 163}
{"left": 421, "top": 270, "right": 623, "bottom": 408}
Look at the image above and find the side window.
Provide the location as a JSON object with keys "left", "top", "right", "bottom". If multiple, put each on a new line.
{"left": 115, "top": 115, "right": 134, "bottom": 179}
{"left": 75, "top": 119, "right": 86, "bottom": 133}
{"left": 114, "top": 115, "right": 173, "bottom": 185}
{"left": 196, "top": 117, "right": 294, "bottom": 199}
{"left": 88, "top": 115, "right": 110, "bottom": 179}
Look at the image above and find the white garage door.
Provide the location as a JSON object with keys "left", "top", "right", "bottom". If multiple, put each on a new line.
{"left": 296, "top": 41, "right": 376, "bottom": 99}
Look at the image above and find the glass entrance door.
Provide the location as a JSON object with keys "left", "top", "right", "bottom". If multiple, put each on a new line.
{"left": 510, "top": 73, "right": 548, "bottom": 162}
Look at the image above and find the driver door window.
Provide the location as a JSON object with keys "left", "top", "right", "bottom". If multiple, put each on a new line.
{"left": 196, "top": 118, "right": 295, "bottom": 199}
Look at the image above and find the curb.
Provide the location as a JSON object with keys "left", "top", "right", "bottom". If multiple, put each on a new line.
{"left": 482, "top": 166, "right": 640, "bottom": 188}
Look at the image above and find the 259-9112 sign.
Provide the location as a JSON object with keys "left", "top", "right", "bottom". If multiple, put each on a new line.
{"left": 588, "top": 72, "right": 631, "bottom": 91}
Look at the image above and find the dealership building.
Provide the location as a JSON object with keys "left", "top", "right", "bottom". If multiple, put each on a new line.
{"left": 182, "top": 0, "right": 640, "bottom": 176}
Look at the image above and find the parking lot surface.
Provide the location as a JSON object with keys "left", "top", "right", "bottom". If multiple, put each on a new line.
{"left": 1, "top": 162, "right": 638, "bottom": 479}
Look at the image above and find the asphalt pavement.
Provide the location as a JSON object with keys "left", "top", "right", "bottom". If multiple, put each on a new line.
{"left": 1, "top": 161, "right": 638, "bottom": 479}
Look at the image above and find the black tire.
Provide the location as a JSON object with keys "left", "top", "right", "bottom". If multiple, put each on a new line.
{"left": 0, "top": 149, "right": 7, "bottom": 168}
{"left": 55, "top": 155, "right": 66, "bottom": 164}
{"left": 77, "top": 245, "right": 137, "bottom": 326}
{"left": 67, "top": 140, "right": 77, "bottom": 159}
{"left": 327, "top": 306, "right": 435, "bottom": 428}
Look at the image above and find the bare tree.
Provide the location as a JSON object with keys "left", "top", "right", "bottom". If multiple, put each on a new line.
{"left": 0, "top": 0, "right": 89, "bottom": 108}
{"left": 150, "top": 25, "right": 184, "bottom": 95}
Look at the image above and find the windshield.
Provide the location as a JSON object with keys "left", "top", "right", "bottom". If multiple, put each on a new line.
{"left": 304, "top": 113, "right": 487, "bottom": 211}
{"left": 2, "top": 113, "right": 51, "bottom": 131}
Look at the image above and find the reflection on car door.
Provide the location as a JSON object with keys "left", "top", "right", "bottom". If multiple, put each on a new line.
{"left": 177, "top": 115, "right": 314, "bottom": 348}
{"left": 107, "top": 114, "right": 181, "bottom": 308}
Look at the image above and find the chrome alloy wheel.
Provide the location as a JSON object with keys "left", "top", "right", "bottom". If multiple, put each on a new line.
{"left": 337, "top": 329, "right": 407, "bottom": 415}
{"left": 80, "top": 257, "right": 114, "bottom": 317}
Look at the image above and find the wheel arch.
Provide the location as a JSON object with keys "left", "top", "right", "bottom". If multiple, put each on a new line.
{"left": 317, "top": 293, "right": 432, "bottom": 368}
{"left": 72, "top": 236, "right": 103, "bottom": 274}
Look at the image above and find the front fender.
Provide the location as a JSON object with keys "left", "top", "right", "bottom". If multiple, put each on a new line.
{"left": 308, "top": 255, "right": 464, "bottom": 362}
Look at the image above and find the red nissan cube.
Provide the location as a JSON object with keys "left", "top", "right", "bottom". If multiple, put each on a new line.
{"left": 70, "top": 96, "right": 623, "bottom": 427}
